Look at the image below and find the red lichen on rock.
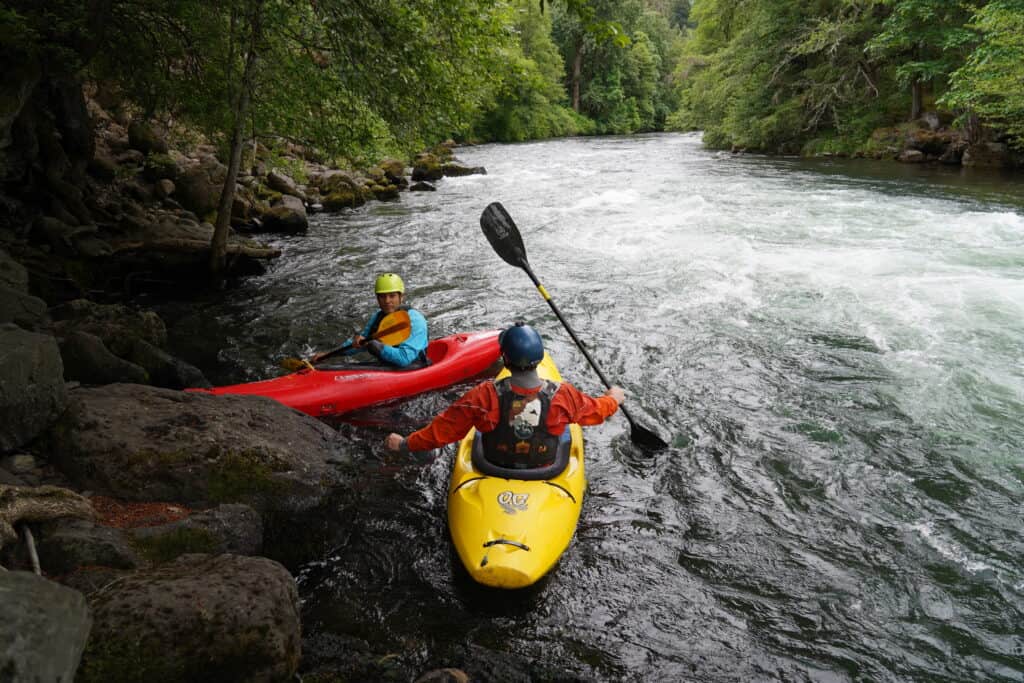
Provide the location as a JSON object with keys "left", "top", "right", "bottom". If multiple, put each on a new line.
{"left": 91, "top": 495, "right": 191, "bottom": 528}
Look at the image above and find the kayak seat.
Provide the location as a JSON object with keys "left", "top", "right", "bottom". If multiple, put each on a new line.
{"left": 471, "top": 429, "right": 570, "bottom": 481}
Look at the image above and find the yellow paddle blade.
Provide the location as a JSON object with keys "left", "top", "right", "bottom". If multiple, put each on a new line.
{"left": 372, "top": 309, "right": 412, "bottom": 345}
{"left": 280, "top": 357, "right": 314, "bottom": 372}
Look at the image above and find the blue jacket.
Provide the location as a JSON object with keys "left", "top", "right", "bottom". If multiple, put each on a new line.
{"left": 349, "top": 307, "right": 428, "bottom": 368}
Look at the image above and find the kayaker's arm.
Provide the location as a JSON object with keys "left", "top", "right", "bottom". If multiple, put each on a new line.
{"left": 385, "top": 382, "right": 499, "bottom": 453}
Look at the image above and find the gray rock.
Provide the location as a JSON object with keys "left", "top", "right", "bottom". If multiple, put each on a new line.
{"left": 0, "top": 325, "right": 67, "bottom": 451}
{"left": 962, "top": 142, "right": 1013, "bottom": 168}
{"left": 409, "top": 181, "right": 436, "bottom": 192}
{"left": 266, "top": 170, "right": 307, "bottom": 201}
{"left": 1, "top": 454, "right": 36, "bottom": 474}
{"left": 0, "top": 571, "right": 92, "bottom": 683}
{"left": 127, "top": 120, "right": 168, "bottom": 155}
{"left": 46, "top": 384, "right": 342, "bottom": 514}
{"left": 59, "top": 330, "right": 149, "bottom": 385}
{"left": 130, "top": 503, "right": 263, "bottom": 558}
{"left": 79, "top": 554, "right": 300, "bottom": 682}
{"left": 441, "top": 162, "right": 487, "bottom": 177}
{"left": 0, "top": 248, "right": 28, "bottom": 291}
{"left": 898, "top": 149, "right": 925, "bottom": 164}
{"left": 127, "top": 338, "right": 210, "bottom": 389}
{"left": 175, "top": 157, "right": 227, "bottom": 217}
{"left": 155, "top": 178, "right": 175, "bottom": 199}
{"left": 0, "top": 283, "right": 48, "bottom": 329}
{"left": 50, "top": 299, "right": 167, "bottom": 355}
{"left": 262, "top": 195, "right": 308, "bottom": 234}
{"left": 37, "top": 518, "right": 141, "bottom": 574}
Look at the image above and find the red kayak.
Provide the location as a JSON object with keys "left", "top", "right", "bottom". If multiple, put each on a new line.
{"left": 193, "top": 330, "right": 501, "bottom": 417}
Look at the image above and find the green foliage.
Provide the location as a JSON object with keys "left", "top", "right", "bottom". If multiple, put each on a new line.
{"left": 942, "top": 1, "right": 1024, "bottom": 148}
{"left": 672, "top": 0, "right": 1024, "bottom": 153}
{"left": 673, "top": 0, "right": 904, "bottom": 152}
{"left": 550, "top": 0, "right": 684, "bottom": 134}
{"left": 473, "top": 1, "right": 587, "bottom": 141}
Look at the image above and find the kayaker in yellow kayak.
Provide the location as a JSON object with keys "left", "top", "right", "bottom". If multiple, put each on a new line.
{"left": 384, "top": 322, "right": 623, "bottom": 460}
{"left": 312, "top": 273, "right": 429, "bottom": 368}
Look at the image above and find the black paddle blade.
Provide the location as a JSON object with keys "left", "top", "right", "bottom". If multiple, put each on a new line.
{"left": 480, "top": 202, "right": 529, "bottom": 268}
{"left": 620, "top": 404, "right": 669, "bottom": 451}
{"left": 631, "top": 424, "right": 669, "bottom": 451}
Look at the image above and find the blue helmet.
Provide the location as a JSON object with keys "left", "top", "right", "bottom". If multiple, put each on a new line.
{"left": 499, "top": 322, "right": 544, "bottom": 370}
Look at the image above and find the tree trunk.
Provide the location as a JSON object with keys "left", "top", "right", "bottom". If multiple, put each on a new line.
{"left": 571, "top": 39, "right": 583, "bottom": 112}
{"left": 209, "top": 2, "right": 263, "bottom": 275}
{"left": 910, "top": 79, "right": 922, "bottom": 121}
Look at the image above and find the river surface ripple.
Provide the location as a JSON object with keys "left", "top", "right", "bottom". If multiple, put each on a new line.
{"left": 165, "top": 134, "right": 1024, "bottom": 681}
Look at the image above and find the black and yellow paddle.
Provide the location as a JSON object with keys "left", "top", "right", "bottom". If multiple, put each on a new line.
{"left": 280, "top": 310, "right": 412, "bottom": 371}
{"left": 480, "top": 201, "right": 668, "bottom": 451}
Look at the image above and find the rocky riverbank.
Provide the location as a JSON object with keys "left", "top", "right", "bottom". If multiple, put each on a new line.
{"left": 1, "top": 76, "right": 483, "bottom": 682}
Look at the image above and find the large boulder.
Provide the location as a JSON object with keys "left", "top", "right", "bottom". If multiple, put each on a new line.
{"left": 51, "top": 299, "right": 167, "bottom": 356}
{"left": 45, "top": 384, "right": 341, "bottom": 514}
{"left": 261, "top": 195, "right": 308, "bottom": 234}
{"left": 266, "top": 170, "right": 308, "bottom": 202}
{"left": 0, "top": 284, "right": 48, "bottom": 329}
{"left": 59, "top": 329, "right": 149, "bottom": 385}
{"left": 0, "top": 325, "right": 67, "bottom": 451}
{"left": 962, "top": 142, "right": 1014, "bottom": 169}
{"left": 174, "top": 157, "right": 227, "bottom": 218}
{"left": 127, "top": 120, "right": 168, "bottom": 155}
{"left": 78, "top": 554, "right": 300, "bottom": 683}
{"left": 0, "top": 571, "right": 92, "bottom": 682}
{"left": 126, "top": 338, "right": 211, "bottom": 389}
{"left": 0, "top": 248, "right": 29, "bottom": 291}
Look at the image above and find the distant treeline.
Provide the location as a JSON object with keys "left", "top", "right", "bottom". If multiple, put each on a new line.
{"left": 3, "top": 0, "right": 1021, "bottom": 160}
{"left": 670, "top": 0, "right": 1024, "bottom": 154}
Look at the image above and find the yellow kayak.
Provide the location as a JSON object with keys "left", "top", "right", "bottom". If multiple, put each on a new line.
{"left": 447, "top": 352, "right": 586, "bottom": 589}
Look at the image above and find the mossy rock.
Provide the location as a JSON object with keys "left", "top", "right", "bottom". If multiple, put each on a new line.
{"left": 322, "top": 189, "right": 366, "bottom": 211}
{"left": 254, "top": 185, "right": 283, "bottom": 203}
{"left": 369, "top": 184, "right": 400, "bottom": 201}
{"left": 132, "top": 526, "right": 219, "bottom": 564}
{"left": 142, "top": 153, "right": 178, "bottom": 182}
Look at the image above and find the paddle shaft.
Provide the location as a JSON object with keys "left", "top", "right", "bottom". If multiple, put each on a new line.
{"left": 317, "top": 318, "right": 409, "bottom": 361}
{"left": 518, "top": 261, "right": 648, "bottom": 430}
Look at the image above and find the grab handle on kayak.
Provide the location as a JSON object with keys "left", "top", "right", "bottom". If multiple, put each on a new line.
{"left": 483, "top": 539, "right": 530, "bottom": 551}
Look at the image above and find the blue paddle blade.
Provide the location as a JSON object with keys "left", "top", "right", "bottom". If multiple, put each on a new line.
{"left": 480, "top": 202, "right": 529, "bottom": 269}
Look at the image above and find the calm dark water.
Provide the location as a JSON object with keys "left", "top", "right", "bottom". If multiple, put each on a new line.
{"left": 164, "top": 134, "right": 1024, "bottom": 681}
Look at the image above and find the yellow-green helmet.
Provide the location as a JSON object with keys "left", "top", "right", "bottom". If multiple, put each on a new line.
{"left": 374, "top": 273, "right": 405, "bottom": 294}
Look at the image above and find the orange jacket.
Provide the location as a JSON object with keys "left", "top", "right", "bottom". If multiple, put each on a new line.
{"left": 406, "top": 380, "right": 619, "bottom": 453}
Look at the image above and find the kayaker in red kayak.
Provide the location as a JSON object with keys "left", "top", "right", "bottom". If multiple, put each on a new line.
{"left": 312, "top": 273, "right": 429, "bottom": 368}
{"left": 384, "top": 322, "right": 624, "bottom": 464}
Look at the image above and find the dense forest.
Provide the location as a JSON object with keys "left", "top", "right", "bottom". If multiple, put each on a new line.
{"left": 4, "top": 0, "right": 1022, "bottom": 162}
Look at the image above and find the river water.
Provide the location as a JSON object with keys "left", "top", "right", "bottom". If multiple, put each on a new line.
{"left": 165, "top": 134, "right": 1023, "bottom": 681}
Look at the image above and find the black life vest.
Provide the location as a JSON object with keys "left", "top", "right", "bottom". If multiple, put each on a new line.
{"left": 482, "top": 377, "right": 562, "bottom": 468}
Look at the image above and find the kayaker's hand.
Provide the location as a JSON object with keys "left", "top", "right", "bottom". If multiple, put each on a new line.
{"left": 366, "top": 340, "right": 384, "bottom": 358}
{"left": 385, "top": 433, "right": 405, "bottom": 452}
{"left": 310, "top": 351, "right": 327, "bottom": 363}
{"left": 352, "top": 334, "right": 366, "bottom": 348}
{"left": 606, "top": 386, "right": 625, "bottom": 405}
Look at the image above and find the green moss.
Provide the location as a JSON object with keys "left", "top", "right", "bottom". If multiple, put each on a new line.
{"left": 255, "top": 185, "right": 282, "bottom": 202}
{"left": 79, "top": 636, "right": 187, "bottom": 683}
{"left": 322, "top": 189, "right": 365, "bottom": 211}
{"left": 132, "top": 527, "right": 219, "bottom": 563}
{"left": 206, "top": 452, "right": 286, "bottom": 503}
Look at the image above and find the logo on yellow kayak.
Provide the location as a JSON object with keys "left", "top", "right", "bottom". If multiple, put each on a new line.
{"left": 497, "top": 491, "right": 529, "bottom": 514}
